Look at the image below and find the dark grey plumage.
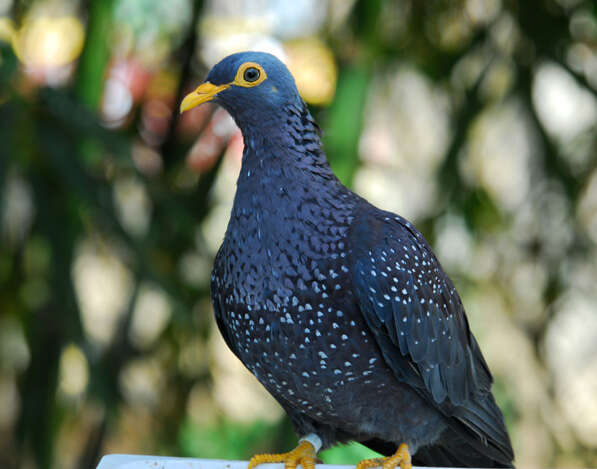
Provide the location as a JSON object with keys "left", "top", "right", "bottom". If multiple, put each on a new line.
{"left": 203, "top": 52, "right": 514, "bottom": 468}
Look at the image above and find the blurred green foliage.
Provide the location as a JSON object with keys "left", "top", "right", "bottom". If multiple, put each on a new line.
{"left": 1, "top": 1, "right": 597, "bottom": 469}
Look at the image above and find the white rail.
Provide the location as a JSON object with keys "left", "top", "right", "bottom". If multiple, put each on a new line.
{"left": 97, "top": 457, "right": 346, "bottom": 469}
{"left": 96, "top": 456, "right": 442, "bottom": 469}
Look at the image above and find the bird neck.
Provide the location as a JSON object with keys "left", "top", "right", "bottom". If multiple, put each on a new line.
{"left": 236, "top": 101, "right": 339, "bottom": 192}
{"left": 231, "top": 102, "right": 354, "bottom": 228}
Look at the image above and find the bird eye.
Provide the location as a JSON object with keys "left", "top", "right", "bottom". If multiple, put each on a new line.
{"left": 243, "top": 67, "right": 260, "bottom": 83}
{"left": 234, "top": 62, "right": 267, "bottom": 87}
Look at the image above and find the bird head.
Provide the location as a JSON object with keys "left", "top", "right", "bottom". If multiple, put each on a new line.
{"left": 180, "top": 51, "right": 302, "bottom": 133}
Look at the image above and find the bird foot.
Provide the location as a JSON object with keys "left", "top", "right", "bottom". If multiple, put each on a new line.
{"left": 248, "top": 440, "right": 318, "bottom": 469}
{"left": 356, "top": 443, "right": 411, "bottom": 469}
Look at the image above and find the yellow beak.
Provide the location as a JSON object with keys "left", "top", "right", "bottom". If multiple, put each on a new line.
{"left": 179, "top": 82, "right": 230, "bottom": 113}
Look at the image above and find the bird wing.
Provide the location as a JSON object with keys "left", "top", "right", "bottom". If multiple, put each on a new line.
{"left": 350, "top": 209, "right": 490, "bottom": 405}
{"left": 349, "top": 207, "right": 513, "bottom": 463}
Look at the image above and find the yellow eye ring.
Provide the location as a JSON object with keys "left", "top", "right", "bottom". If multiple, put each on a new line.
{"left": 234, "top": 62, "right": 268, "bottom": 87}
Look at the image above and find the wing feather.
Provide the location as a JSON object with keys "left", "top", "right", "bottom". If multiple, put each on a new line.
{"left": 349, "top": 208, "right": 513, "bottom": 464}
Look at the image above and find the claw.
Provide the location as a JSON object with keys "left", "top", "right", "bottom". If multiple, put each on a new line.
{"left": 356, "top": 443, "right": 411, "bottom": 469}
{"left": 248, "top": 440, "right": 317, "bottom": 469}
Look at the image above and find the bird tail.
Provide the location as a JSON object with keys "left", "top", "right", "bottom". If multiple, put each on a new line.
{"left": 412, "top": 432, "right": 514, "bottom": 468}
{"left": 361, "top": 392, "right": 514, "bottom": 468}
{"left": 363, "top": 435, "right": 514, "bottom": 469}
{"left": 413, "top": 392, "right": 514, "bottom": 468}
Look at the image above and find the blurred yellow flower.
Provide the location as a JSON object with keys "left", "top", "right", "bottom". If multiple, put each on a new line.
{"left": 58, "top": 344, "right": 89, "bottom": 398}
{"left": 0, "top": 17, "right": 15, "bottom": 44}
{"left": 12, "top": 15, "right": 85, "bottom": 67}
{"left": 285, "top": 38, "right": 337, "bottom": 106}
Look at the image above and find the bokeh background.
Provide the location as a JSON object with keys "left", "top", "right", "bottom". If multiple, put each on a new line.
{"left": 1, "top": 0, "right": 597, "bottom": 468}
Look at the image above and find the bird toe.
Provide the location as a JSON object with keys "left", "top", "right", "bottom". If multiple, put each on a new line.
{"left": 357, "top": 443, "right": 411, "bottom": 469}
{"left": 248, "top": 440, "right": 317, "bottom": 469}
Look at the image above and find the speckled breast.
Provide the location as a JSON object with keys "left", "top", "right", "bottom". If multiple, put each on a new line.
{"left": 211, "top": 200, "right": 393, "bottom": 422}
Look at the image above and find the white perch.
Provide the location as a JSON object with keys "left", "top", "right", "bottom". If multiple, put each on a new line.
{"left": 97, "top": 457, "right": 350, "bottom": 469}
{"left": 96, "top": 456, "right": 442, "bottom": 469}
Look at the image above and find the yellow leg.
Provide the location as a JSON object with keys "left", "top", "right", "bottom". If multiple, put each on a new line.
{"left": 356, "top": 443, "right": 412, "bottom": 469}
{"left": 248, "top": 440, "right": 317, "bottom": 469}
